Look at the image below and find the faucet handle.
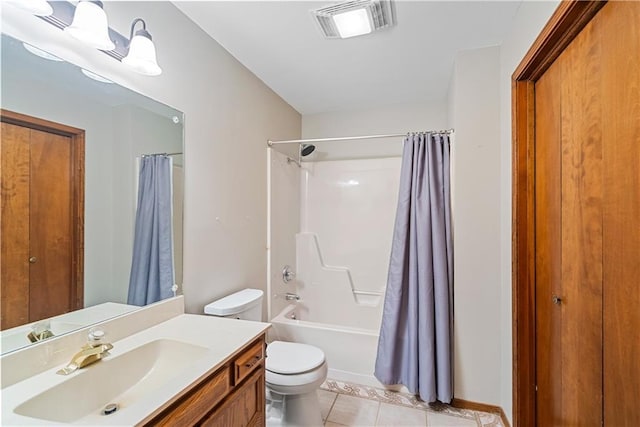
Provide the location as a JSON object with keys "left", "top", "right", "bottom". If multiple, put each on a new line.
{"left": 88, "top": 328, "right": 106, "bottom": 343}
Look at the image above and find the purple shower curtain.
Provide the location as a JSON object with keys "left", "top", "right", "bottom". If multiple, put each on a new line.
{"left": 374, "top": 132, "right": 453, "bottom": 403}
{"left": 127, "top": 155, "right": 174, "bottom": 306}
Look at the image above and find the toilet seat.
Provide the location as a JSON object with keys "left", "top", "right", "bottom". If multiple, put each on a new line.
{"left": 266, "top": 341, "right": 325, "bottom": 374}
{"left": 265, "top": 341, "right": 328, "bottom": 393}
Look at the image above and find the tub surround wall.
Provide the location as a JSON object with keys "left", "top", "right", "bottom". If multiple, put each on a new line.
{"left": 295, "top": 157, "right": 403, "bottom": 330}
{"left": 300, "top": 157, "right": 401, "bottom": 299}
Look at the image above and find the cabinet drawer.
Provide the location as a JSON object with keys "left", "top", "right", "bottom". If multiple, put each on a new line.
{"left": 150, "top": 365, "right": 231, "bottom": 426}
{"left": 234, "top": 339, "right": 264, "bottom": 385}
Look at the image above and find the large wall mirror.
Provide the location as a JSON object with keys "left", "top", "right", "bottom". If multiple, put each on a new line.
{"left": 0, "top": 33, "right": 184, "bottom": 354}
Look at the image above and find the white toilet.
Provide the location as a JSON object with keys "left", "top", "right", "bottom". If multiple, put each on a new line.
{"left": 204, "top": 288, "right": 327, "bottom": 427}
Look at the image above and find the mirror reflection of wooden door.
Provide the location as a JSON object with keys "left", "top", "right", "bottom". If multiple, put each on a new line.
{"left": 1, "top": 110, "right": 84, "bottom": 330}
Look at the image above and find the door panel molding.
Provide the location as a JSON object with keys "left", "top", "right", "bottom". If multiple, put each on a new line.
{"left": 511, "top": 2, "right": 606, "bottom": 425}
{"left": 1, "top": 109, "right": 85, "bottom": 321}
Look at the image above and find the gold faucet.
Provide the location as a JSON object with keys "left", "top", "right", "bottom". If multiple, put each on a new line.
{"left": 27, "top": 321, "right": 55, "bottom": 343}
{"left": 56, "top": 330, "right": 113, "bottom": 375}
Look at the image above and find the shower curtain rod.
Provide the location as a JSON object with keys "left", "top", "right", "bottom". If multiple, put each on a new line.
{"left": 141, "top": 152, "right": 183, "bottom": 157}
{"left": 267, "top": 129, "right": 454, "bottom": 146}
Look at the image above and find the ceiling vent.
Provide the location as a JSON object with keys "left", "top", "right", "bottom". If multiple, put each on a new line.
{"left": 311, "top": 0, "right": 395, "bottom": 39}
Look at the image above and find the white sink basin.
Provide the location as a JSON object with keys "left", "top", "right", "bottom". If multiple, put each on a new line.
{"left": 13, "top": 339, "right": 209, "bottom": 423}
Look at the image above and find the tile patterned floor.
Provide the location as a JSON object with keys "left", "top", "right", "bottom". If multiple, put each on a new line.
{"left": 319, "top": 379, "right": 504, "bottom": 427}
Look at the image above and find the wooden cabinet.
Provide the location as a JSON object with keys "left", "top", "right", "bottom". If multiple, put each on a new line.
{"left": 201, "top": 368, "right": 265, "bottom": 427}
{"left": 144, "top": 334, "right": 266, "bottom": 427}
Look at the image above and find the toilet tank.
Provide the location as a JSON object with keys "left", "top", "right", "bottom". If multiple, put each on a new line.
{"left": 204, "top": 288, "right": 263, "bottom": 320}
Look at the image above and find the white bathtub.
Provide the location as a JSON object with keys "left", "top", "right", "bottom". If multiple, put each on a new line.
{"left": 270, "top": 304, "right": 394, "bottom": 388}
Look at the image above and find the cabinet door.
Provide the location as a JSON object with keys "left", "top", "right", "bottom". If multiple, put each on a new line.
{"left": 201, "top": 366, "right": 265, "bottom": 427}
{"left": 151, "top": 366, "right": 231, "bottom": 427}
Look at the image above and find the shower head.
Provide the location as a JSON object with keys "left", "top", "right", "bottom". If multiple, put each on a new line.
{"left": 300, "top": 144, "right": 316, "bottom": 157}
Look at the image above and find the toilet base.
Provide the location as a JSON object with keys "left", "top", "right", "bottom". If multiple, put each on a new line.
{"left": 266, "top": 389, "right": 323, "bottom": 427}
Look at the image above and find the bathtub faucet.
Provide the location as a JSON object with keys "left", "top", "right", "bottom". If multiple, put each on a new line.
{"left": 284, "top": 293, "right": 300, "bottom": 301}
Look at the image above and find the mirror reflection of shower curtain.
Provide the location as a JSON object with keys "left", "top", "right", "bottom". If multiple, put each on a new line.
{"left": 374, "top": 133, "right": 453, "bottom": 403}
{"left": 127, "top": 155, "right": 175, "bottom": 306}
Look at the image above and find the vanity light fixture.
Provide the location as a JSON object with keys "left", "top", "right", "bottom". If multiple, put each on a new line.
{"left": 311, "top": 0, "right": 395, "bottom": 39}
{"left": 64, "top": 0, "right": 115, "bottom": 51}
{"left": 14, "top": 1, "right": 164, "bottom": 77}
{"left": 121, "top": 19, "right": 162, "bottom": 76}
{"left": 4, "top": 0, "right": 53, "bottom": 16}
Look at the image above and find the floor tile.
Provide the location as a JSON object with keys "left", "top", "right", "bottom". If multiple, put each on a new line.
{"left": 318, "top": 389, "right": 338, "bottom": 420}
{"left": 324, "top": 422, "right": 347, "bottom": 427}
{"left": 427, "top": 412, "right": 478, "bottom": 426}
{"left": 326, "top": 394, "right": 380, "bottom": 426}
{"left": 376, "top": 402, "right": 427, "bottom": 426}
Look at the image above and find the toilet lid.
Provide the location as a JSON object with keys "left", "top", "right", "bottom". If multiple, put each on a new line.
{"left": 266, "top": 341, "right": 325, "bottom": 374}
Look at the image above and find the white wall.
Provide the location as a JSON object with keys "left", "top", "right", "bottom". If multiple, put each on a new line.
{"left": 1, "top": 1, "right": 302, "bottom": 316}
{"left": 498, "top": 1, "right": 561, "bottom": 421}
{"left": 303, "top": 101, "right": 447, "bottom": 138}
{"left": 449, "top": 45, "right": 502, "bottom": 406}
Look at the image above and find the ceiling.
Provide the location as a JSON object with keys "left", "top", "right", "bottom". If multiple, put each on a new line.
{"left": 174, "top": 1, "right": 522, "bottom": 115}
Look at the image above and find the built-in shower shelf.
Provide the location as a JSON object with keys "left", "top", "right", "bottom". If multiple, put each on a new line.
{"left": 296, "top": 232, "right": 383, "bottom": 307}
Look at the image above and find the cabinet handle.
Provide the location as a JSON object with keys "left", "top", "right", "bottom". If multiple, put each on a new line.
{"left": 245, "top": 355, "right": 261, "bottom": 368}
{"left": 552, "top": 295, "right": 562, "bottom": 305}
{"left": 29, "top": 257, "right": 37, "bottom": 263}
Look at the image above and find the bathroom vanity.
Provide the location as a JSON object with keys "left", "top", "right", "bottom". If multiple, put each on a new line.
{"left": 145, "top": 336, "right": 265, "bottom": 426}
{"left": 0, "top": 297, "right": 270, "bottom": 426}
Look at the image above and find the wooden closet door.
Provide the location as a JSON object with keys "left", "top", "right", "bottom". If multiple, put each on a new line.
{"left": 534, "top": 57, "right": 563, "bottom": 426}
{"left": 1, "top": 122, "right": 31, "bottom": 329}
{"left": 1, "top": 115, "right": 84, "bottom": 329}
{"left": 29, "top": 128, "right": 74, "bottom": 322}
{"left": 534, "top": 2, "right": 640, "bottom": 425}
{"left": 600, "top": 3, "right": 640, "bottom": 425}
{"left": 534, "top": 13, "right": 604, "bottom": 425}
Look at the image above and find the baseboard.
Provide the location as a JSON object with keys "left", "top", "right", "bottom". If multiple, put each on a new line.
{"left": 451, "top": 398, "right": 510, "bottom": 427}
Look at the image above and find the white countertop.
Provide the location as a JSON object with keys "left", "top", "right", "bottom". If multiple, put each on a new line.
{"left": 1, "top": 314, "right": 270, "bottom": 426}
